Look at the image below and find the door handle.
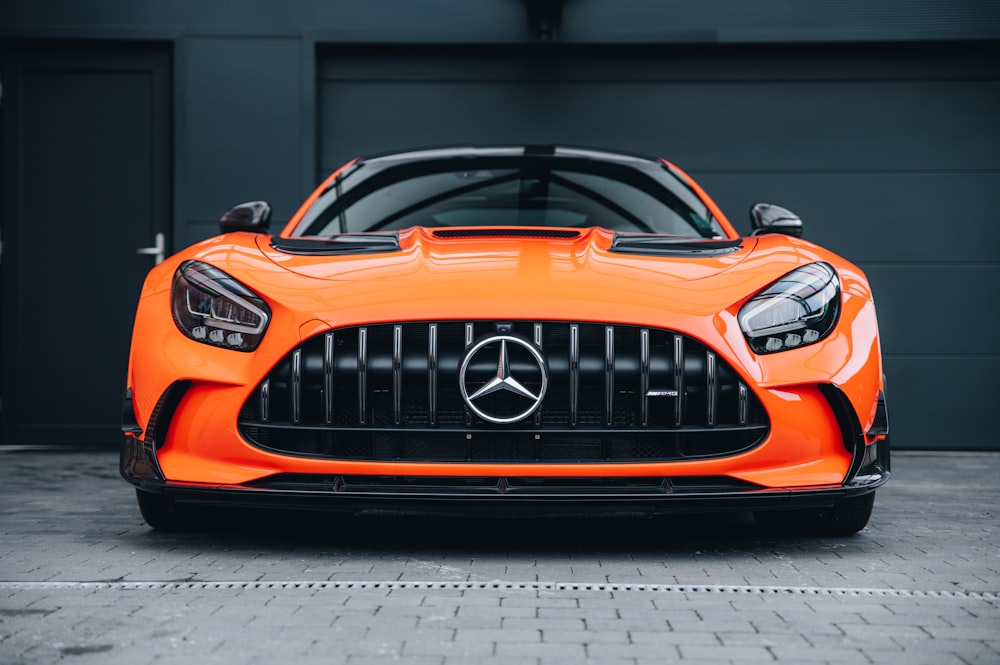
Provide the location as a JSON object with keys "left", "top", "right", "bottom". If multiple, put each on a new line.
{"left": 136, "top": 232, "right": 165, "bottom": 265}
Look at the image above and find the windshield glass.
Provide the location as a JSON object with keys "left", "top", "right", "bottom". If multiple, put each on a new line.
{"left": 292, "top": 156, "right": 724, "bottom": 238}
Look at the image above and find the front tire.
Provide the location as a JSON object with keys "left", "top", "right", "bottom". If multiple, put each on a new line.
{"left": 755, "top": 492, "right": 875, "bottom": 536}
{"left": 135, "top": 489, "right": 193, "bottom": 531}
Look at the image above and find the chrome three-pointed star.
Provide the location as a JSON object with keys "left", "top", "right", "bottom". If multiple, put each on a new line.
{"left": 467, "top": 339, "right": 539, "bottom": 402}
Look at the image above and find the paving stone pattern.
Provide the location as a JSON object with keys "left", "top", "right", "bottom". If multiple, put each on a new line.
{"left": 0, "top": 449, "right": 997, "bottom": 664}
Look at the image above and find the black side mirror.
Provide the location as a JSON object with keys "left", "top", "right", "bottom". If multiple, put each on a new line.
{"left": 749, "top": 203, "right": 803, "bottom": 238}
{"left": 220, "top": 201, "right": 272, "bottom": 234}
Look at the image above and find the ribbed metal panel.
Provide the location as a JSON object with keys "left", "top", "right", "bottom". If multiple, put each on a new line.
{"left": 239, "top": 321, "right": 769, "bottom": 462}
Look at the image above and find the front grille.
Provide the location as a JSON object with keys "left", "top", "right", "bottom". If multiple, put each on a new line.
{"left": 238, "top": 322, "right": 769, "bottom": 462}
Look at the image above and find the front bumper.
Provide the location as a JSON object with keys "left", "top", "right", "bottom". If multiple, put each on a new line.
{"left": 123, "top": 303, "right": 889, "bottom": 513}
{"left": 121, "top": 433, "right": 890, "bottom": 517}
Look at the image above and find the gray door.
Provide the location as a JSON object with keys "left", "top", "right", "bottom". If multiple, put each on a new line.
{"left": 0, "top": 44, "right": 171, "bottom": 444}
{"left": 317, "top": 43, "right": 1000, "bottom": 450}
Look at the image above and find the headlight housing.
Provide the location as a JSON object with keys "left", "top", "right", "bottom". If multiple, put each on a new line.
{"left": 738, "top": 262, "right": 840, "bottom": 354}
{"left": 171, "top": 261, "right": 271, "bottom": 352}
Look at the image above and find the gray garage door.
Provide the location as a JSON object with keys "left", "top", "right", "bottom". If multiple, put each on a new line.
{"left": 317, "top": 43, "right": 1000, "bottom": 451}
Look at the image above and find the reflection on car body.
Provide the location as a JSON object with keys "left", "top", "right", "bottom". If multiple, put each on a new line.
{"left": 121, "top": 146, "right": 889, "bottom": 535}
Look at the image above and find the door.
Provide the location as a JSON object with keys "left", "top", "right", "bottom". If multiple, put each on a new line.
{"left": 0, "top": 43, "right": 171, "bottom": 444}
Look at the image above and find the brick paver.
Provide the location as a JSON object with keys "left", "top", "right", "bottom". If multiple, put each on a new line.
{"left": 0, "top": 448, "right": 998, "bottom": 664}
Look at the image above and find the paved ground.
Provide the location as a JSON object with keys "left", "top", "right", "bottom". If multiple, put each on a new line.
{"left": 0, "top": 448, "right": 997, "bottom": 665}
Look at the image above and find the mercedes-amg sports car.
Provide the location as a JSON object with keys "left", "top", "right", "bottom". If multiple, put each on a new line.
{"left": 121, "top": 146, "right": 889, "bottom": 534}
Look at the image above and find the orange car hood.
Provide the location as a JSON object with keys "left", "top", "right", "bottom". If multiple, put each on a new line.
{"left": 223, "top": 227, "right": 838, "bottom": 325}
{"left": 259, "top": 227, "right": 750, "bottom": 278}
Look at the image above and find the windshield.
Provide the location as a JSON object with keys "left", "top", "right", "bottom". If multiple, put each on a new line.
{"left": 292, "top": 156, "right": 725, "bottom": 238}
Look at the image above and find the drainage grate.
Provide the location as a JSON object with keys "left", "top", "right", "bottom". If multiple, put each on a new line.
{"left": 0, "top": 580, "right": 995, "bottom": 600}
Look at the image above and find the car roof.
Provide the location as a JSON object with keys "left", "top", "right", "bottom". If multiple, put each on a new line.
{"left": 357, "top": 145, "right": 663, "bottom": 170}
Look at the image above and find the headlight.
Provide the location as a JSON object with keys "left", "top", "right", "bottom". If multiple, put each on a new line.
{"left": 171, "top": 261, "right": 271, "bottom": 352}
{"left": 738, "top": 262, "right": 840, "bottom": 354}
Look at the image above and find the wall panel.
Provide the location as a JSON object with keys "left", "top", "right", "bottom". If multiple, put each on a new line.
{"left": 317, "top": 43, "right": 1000, "bottom": 449}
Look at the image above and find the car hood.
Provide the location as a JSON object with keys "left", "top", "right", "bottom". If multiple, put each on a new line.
{"left": 164, "top": 226, "right": 864, "bottom": 332}
{"left": 258, "top": 226, "right": 753, "bottom": 280}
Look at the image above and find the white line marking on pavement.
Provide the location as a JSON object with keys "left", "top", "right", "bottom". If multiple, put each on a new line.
{"left": 0, "top": 580, "right": 996, "bottom": 600}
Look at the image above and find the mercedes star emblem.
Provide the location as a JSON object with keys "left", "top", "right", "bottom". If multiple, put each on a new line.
{"left": 459, "top": 335, "right": 548, "bottom": 425}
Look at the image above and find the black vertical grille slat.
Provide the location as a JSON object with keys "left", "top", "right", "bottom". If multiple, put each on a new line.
{"left": 323, "top": 332, "right": 335, "bottom": 425}
{"left": 463, "top": 323, "right": 475, "bottom": 427}
{"left": 569, "top": 324, "right": 580, "bottom": 427}
{"left": 533, "top": 323, "right": 543, "bottom": 428}
{"left": 428, "top": 323, "right": 438, "bottom": 426}
{"left": 392, "top": 325, "right": 403, "bottom": 426}
{"left": 259, "top": 379, "right": 270, "bottom": 423}
{"left": 604, "top": 326, "right": 615, "bottom": 428}
{"left": 738, "top": 383, "right": 748, "bottom": 426}
{"left": 291, "top": 349, "right": 302, "bottom": 425}
{"left": 706, "top": 351, "right": 717, "bottom": 428}
{"left": 238, "top": 322, "right": 770, "bottom": 462}
{"left": 639, "top": 328, "right": 650, "bottom": 428}
{"left": 357, "top": 327, "right": 368, "bottom": 425}
{"left": 673, "top": 334, "right": 684, "bottom": 427}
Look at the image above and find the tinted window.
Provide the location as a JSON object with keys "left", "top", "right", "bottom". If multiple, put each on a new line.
{"left": 293, "top": 157, "right": 723, "bottom": 238}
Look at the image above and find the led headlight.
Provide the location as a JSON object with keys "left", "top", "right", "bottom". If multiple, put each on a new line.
{"left": 171, "top": 261, "right": 271, "bottom": 352}
{"left": 738, "top": 262, "right": 840, "bottom": 354}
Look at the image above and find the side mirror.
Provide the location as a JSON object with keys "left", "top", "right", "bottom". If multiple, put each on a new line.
{"left": 220, "top": 201, "right": 272, "bottom": 234}
{"left": 749, "top": 203, "right": 803, "bottom": 238}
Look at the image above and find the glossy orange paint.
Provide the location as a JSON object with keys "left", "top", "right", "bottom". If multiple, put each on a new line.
{"left": 123, "top": 148, "right": 889, "bottom": 530}
{"left": 127, "top": 231, "right": 879, "bottom": 491}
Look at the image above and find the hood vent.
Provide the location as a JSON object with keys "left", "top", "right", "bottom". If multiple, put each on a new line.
{"left": 271, "top": 234, "right": 400, "bottom": 255}
{"left": 610, "top": 234, "right": 743, "bottom": 257}
{"left": 433, "top": 229, "right": 581, "bottom": 239}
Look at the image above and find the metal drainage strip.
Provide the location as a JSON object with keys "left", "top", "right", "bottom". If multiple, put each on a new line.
{"left": 0, "top": 580, "right": 996, "bottom": 600}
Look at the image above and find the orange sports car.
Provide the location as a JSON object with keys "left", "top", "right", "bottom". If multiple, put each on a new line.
{"left": 121, "top": 146, "right": 889, "bottom": 534}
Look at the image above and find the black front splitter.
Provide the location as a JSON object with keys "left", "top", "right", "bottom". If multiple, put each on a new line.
{"left": 142, "top": 482, "right": 877, "bottom": 519}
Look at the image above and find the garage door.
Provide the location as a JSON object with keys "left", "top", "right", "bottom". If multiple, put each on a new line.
{"left": 317, "top": 43, "right": 1000, "bottom": 451}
